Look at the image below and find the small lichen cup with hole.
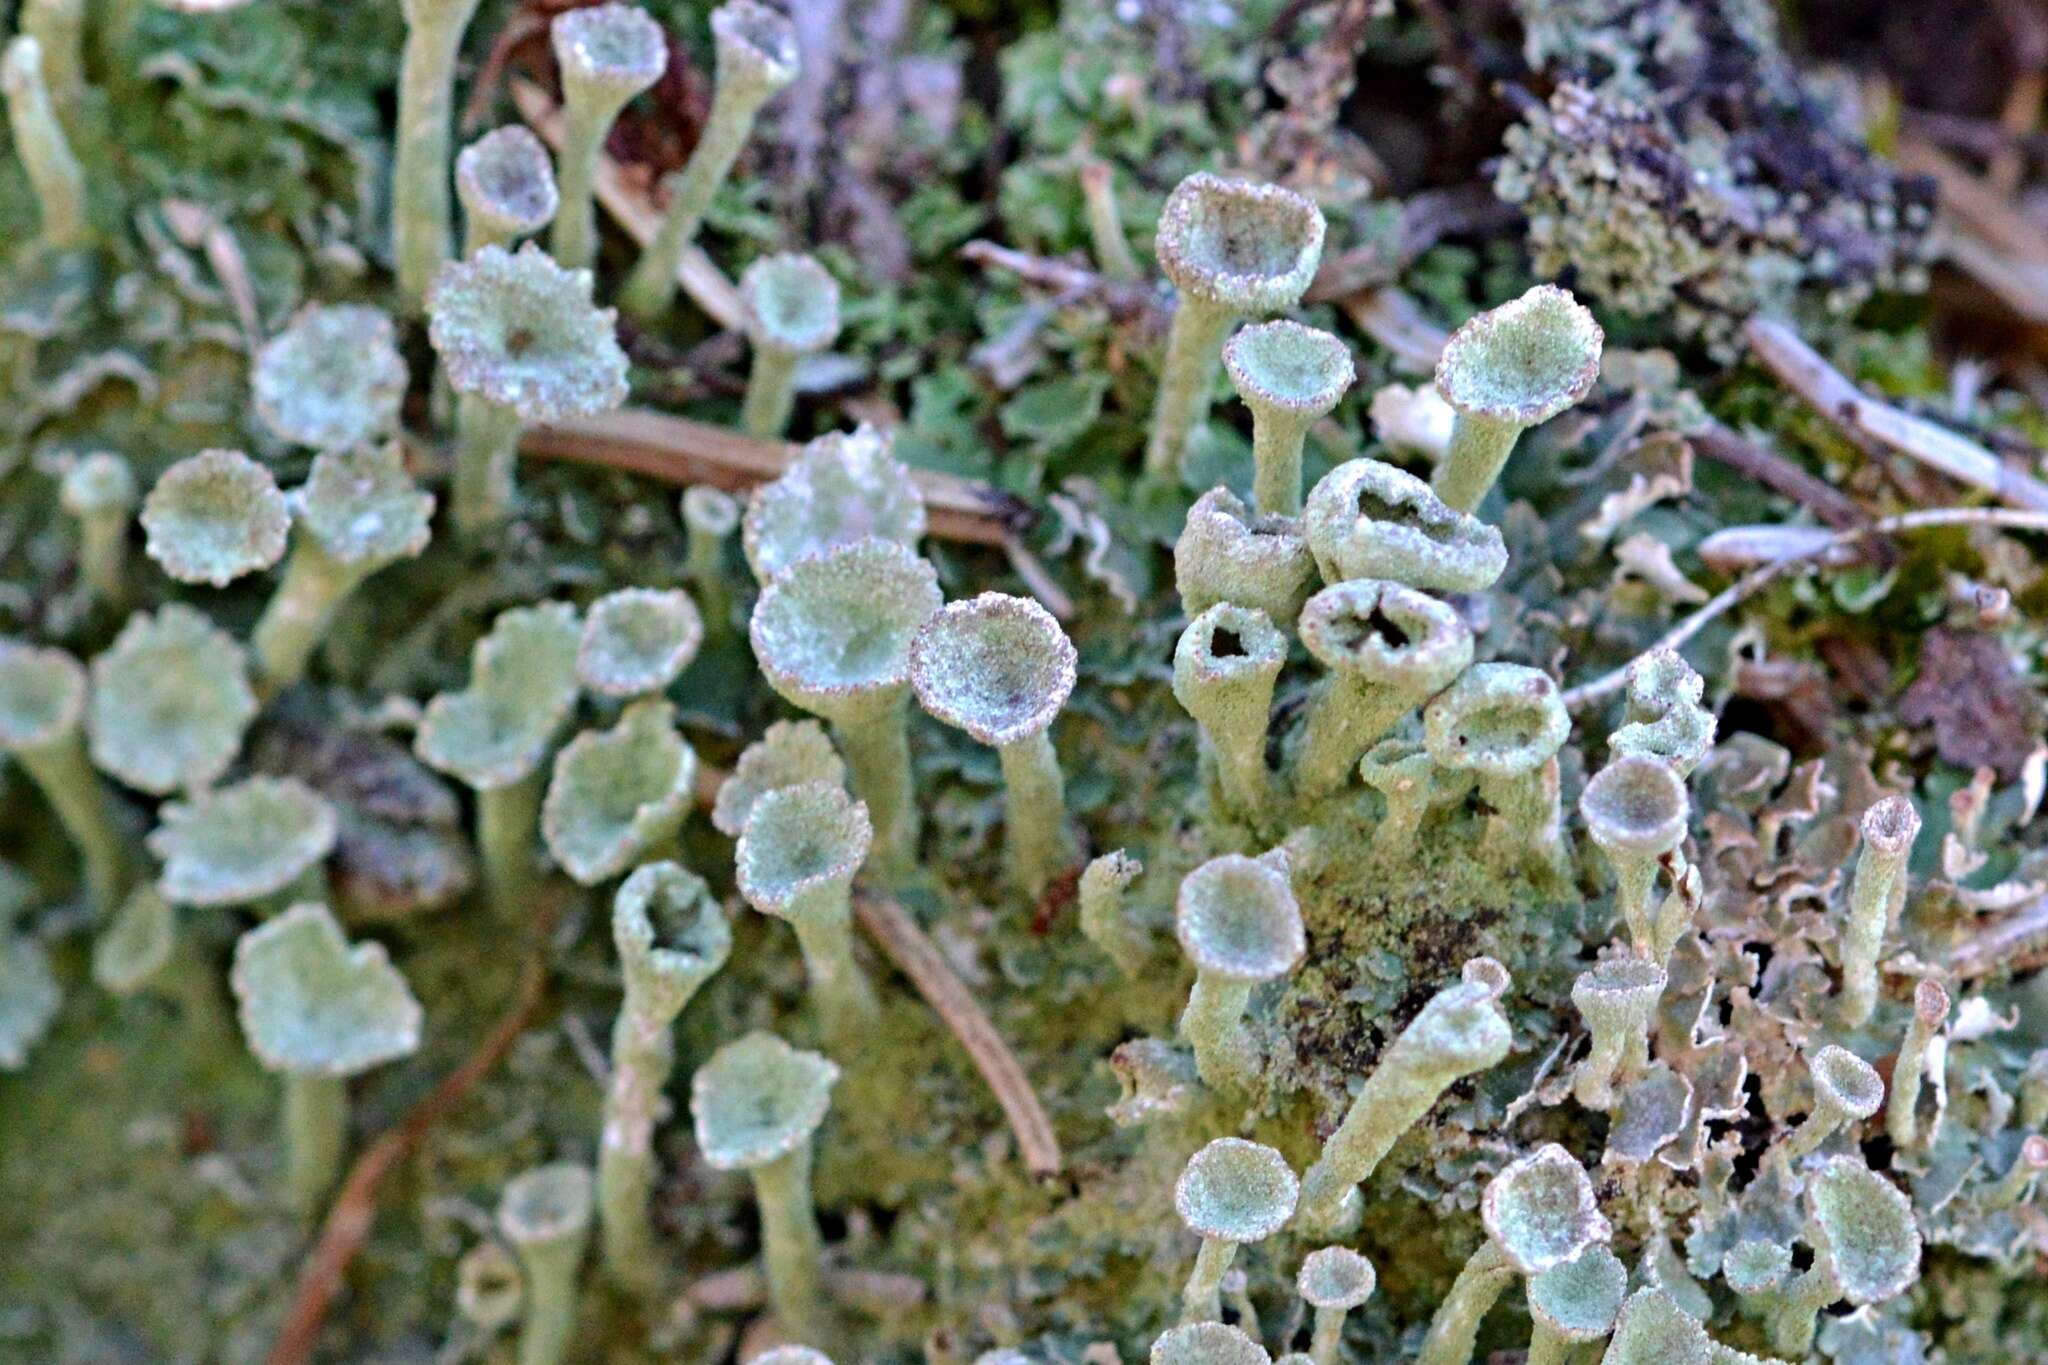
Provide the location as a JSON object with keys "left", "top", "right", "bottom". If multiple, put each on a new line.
{"left": 457, "top": 125, "right": 558, "bottom": 257}
{"left": 1145, "top": 173, "right": 1326, "bottom": 480}
{"left": 1301, "top": 457, "right": 1507, "bottom": 593}
{"left": 427, "top": 243, "right": 630, "bottom": 535}
{"left": 0, "top": 640, "right": 129, "bottom": 911}
{"left": 1174, "top": 1138, "right": 1299, "bottom": 1323}
{"left": 1173, "top": 603, "right": 1286, "bottom": 819}
{"left": 690, "top": 1031, "right": 841, "bottom": 1348}
{"left": 252, "top": 444, "right": 435, "bottom": 694}
{"left": 1290, "top": 580, "right": 1472, "bottom": 802}
{"left": 1569, "top": 955, "right": 1666, "bottom": 1111}
{"left": 548, "top": 3, "right": 667, "bottom": 271}
{"left": 1887, "top": 977, "right": 1949, "bottom": 1150}
{"left": 1524, "top": 1244, "right": 1625, "bottom": 1365}
{"left": 910, "top": 592, "right": 1080, "bottom": 898}
{"left": 228, "top": 902, "right": 423, "bottom": 1216}
{"left": 736, "top": 779, "right": 877, "bottom": 1040}
{"left": 1223, "top": 320, "right": 1354, "bottom": 516}
{"left": 497, "top": 1161, "right": 595, "bottom": 1365}
{"left": 1173, "top": 850, "right": 1304, "bottom": 1094}
{"left": 598, "top": 861, "right": 731, "bottom": 1296}
{"left": 739, "top": 253, "right": 842, "bottom": 438}
{"left": 750, "top": 538, "right": 940, "bottom": 867}
{"left": 1837, "top": 794, "right": 1920, "bottom": 1028}
{"left": 1429, "top": 284, "right": 1603, "bottom": 513}
{"left": 1422, "top": 662, "right": 1572, "bottom": 869}
{"left": 620, "top": 0, "right": 801, "bottom": 322}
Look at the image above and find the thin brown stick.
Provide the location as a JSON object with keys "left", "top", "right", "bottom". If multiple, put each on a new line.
{"left": 266, "top": 950, "right": 551, "bottom": 1365}
{"left": 1689, "top": 425, "right": 1869, "bottom": 529}
{"left": 851, "top": 891, "right": 1063, "bottom": 1178}
{"left": 510, "top": 78, "right": 746, "bottom": 331}
{"left": 1743, "top": 315, "right": 2048, "bottom": 511}
{"left": 1561, "top": 507, "right": 2048, "bottom": 711}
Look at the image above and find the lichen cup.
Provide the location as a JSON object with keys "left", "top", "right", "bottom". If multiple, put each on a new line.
{"left": 457, "top": 125, "right": 559, "bottom": 256}
{"left": 1223, "top": 320, "right": 1354, "bottom": 516}
{"left": 1769, "top": 1157, "right": 1920, "bottom": 1356}
{"left": 251, "top": 304, "right": 409, "bottom": 452}
{"left": 1608, "top": 648, "right": 1715, "bottom": 778}
{"left": 908, "top": 592, "right": 1078, "bottom": 899}
{"left": 1174, "top": 851, "right": 1304, "bottom": 1094}
{"left": 414, "top": 602, "right": 583, "bottom": 913}
{"left": 1175, "top": 487, "right": 1318, "bottom": 629}
{"left": 1151, "top": 1321, "right": 1271, "bottom": 1365}
{"left": 59, "top": 451, "right": 137, "bottom": 605}
{"left": 736, "top": 779, "right": 876, "bottom": 1040}
{"left": 1301, "top": 458, "right": 1507, "bottom": 593}
{"left": 139, "top": 449, "right": 290, "bottom": 588}
{"left": 1838, "top": 794, "right": 1920, "bottom": 1028}
{"left": 739, "top": 253, "right": 842, "bottom": 438}
{"left": 1296, "top": 1246, "right": 1375, "bottom": 1365}
{"left": 598, "top": 861, "right": 730, "bottom": 1295}
{"left": 150, "top": 775, "right": 338, "bottom": 909}
{"left": 1290, "top": 580, "right": 1472, "bottom": 802}
{"left": 749, "top": 538, "right": 940, "bottom": 867}
{"left": 742, "top": 424, "right": 927, "bottom": 586}
{"left": 712, "top": 719, "right": 848, "bottom": 838}
{"left": 1174, "top": 1137, "right": 1299, "bottom": 1322}
{"left": 1772, "top": 1044, "right": 1883, "bottom": 1167}
{"left": 229, "top": 902, "right": 423, "bottom": 1215}
{"left": 1423, "top": 662, "right": 1572, "bottom": 869}
{"left": 1578, "top": 754, "right": 1690, "bottom": 958}
{"left": 252, "top": 443, "right": 435, "bottom": 694}
{"left": 540, "top": 698, "right": 699, "bottom": 885}
{"left": 1569, "top": 956, "right": 1666, "bottom": 1111}
{"left": 88, "top": 604, "right": 258, "bottom": 796}
{"left": 0, "top": 640, "right": 129, "bottom": 911}
{"left": 1145, "top": 173, "right": 1326, "bottom": 479}
{"left": 576, "top": 587, "right": 704, "bottom": 700}
{"left": 1430, "top": 284, "right": 1603, "bottom": 513}
{"left": 1173, "top": 603, "right": 1285, "bottom": 819}
{"left": 1525, "top": 1245, "right": 1625, "bottom": 1365}
{"left": 548, "top": 2, "right": 667, "bottom": 271}
{"left": 620, "top": 0, "right": 801, "bottom": 322}
{"left": 683, "top": 484, "right": 742, "bottom": 634}
{"left": 427, "top": 243, "right": 630, "bottom": 536}
{"left": 498, "top": 1161, "right": 595, "bottom": 1365}
{"left": 0, "top": 927, "right": 60, "bottom": 1071}
{"left": 691, "top": 1031, "right": 841, "bottom": 1348}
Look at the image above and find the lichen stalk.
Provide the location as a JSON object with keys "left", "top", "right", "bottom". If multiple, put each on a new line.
{"left": 1887, "top": 979, "right": 1948, "bottom": 1151}
{"left": 251, "top": 544, "right": 363, "bottom": 694}
{"left": 833, "top": 710, "right": 916, "bottom": 869}
{"left": 1413, "top": 1242, "right": 1512, "bottom": 1365}
{"left": 452, "top": 394, "right": 524, "bottom": 537}
{"left": 283, "top": 1071, "right": 348, "bottom": 1218}
{"left": 18, "top": 0, "right": 84, "bottom": 122}
{"left": 1078, "top": 850, "right": 1145, "bottom": 977}
{"left": 753, "top": 1145, "right": 832, "bottom": 1347}
{"left": 478, "top": 770, "right": 545, "bottom": 917}
{"left": 998, "top": 730, "right": 1070, "bottom": 900}
{"left": 786, "top": 893, "right": 878, "bottom": 1040}
{"left": 598, "top": 1007, "right": 674, "bottom": 1288}
{"left": 1145, "top": 297, "right": 1233, "bottom": 480}
{"left": 1079, "top": 159, "right": 1139, "bottom": 282}
{"left": 743, "top": 343, "right": 802, "bottom": 438}
{"left": 1430, "top": 413, "right": 1521, "bottom": 515}
{"left": 1179, "top": 974, "right": 1257, "bottom": 1094}
{"left": 2, "top": 37, "right": 89, "bottom": 247}
{"left": 15, "top": 728, "right": 128, "bottom": 913}
{"left": 1838, "top": 795, "right": 1919, "bottom": 1028}
{"left": 75, "top": 508, "right": 130, "bottom": 606}
{"left": 393, "top": 0, "right": 483, "bottom": 311}
{"left": 1181, "top": 1238, "right": 1237, "bottom": 1324}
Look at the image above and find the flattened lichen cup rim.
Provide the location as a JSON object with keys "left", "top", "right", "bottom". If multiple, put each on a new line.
{"left": 741, "top": 425, "right": 927, "bottom": 584}
{"left": 426, "top": 243, "right": 630, "bottom": 423}
{"left": 228, "top": 901, "right": 423, "bottom": 1076}
{"left": 908, "top": 592, "right": 1077, "bottom": 748}
{"left": 252, "top": 304, "right": 409, "bottom": 450}
{"left": 1297, "top": 579, "right": 1471, "bottom": 690}
{"left": 1224, "top": 320, "right": 1355, "bottom": 417}
{"left": 1155, "top": 172, "right": 1326, "bottom": 314}
{"left": 551, "top": 2, "right": 669, "bottom": 96}
{"left": 1433, "top": 284, "right": 1603, "bottom": 427}
{"left": 1527, "top": 1244, "right": 1627, "bottom": 1340}
{"left": 1579, "top": 754, "right": 1690, "bottom": 857}
{"left": 577, "top": 586, "right": 704, "bottom": 697}
{"left": 88, "top": 603, "right": 257, "bottom": 795}
{"left": 498, "top": 1161, "right": 596, "bottom": 1244}
{"left": 711, "top": 718, "right": 847, "bottom": 838}
{"left": 1149, "top": 1321, "right": 1272, "bottom": 1365}
{"left": 1571, "top": 956, "right": 1667, "bottom": 1011}
{"left": 734, "top": 779, "right": 872, "bottom": 915}
{"left": 456, "top": 125, "right": 559, "bottom": 234}
{"left": 140, "top": 448, "right": 291, "bottom": 587}
{"left": 149, "top": 774, "right": 339, "bottom": 906}
{"left": 710, "top": 0, "right": 802, "bottom": 87}
{"left": 1808, "top": 1044, "right": 1883, "bottom": 1119}
{"left": 1174, "top": 603, "right": 1286, "bottom": 688}
{"left": 540, "top": 699, "right": 699, "bottom": 884}
{"left": 1479, "top": 1142, "right": 1611, "bottom": 1275}
{"left": 0, "top": 638, "right": 85, "bottom": 751}
{"left": 295, "top": 442, "right": 435, "bottom": 567}
{"left": 1174, "top": 1137, "right": 1299, "bottom": 1242}
{"left": 1174, "top": 853, "right": 1304, "bottom": 984}
{"left": 1806, "top": 1156, "right": 1920, "bottom": 1304}
{"left": 1722, "top": 1238, "right": 1793, "bottom": 1294}
{"left": 690, "top": 1029, "right": 840, "bottom": 1170}
{"left": 1422, "top": 663, "right": 1571, "bottom": 776}
{"left": 1859, "top": 794, "right": 1920, "bottom": 855}
{"left": 750, "top": 538, "right": 942, "bottom": 722}
{"left": 740, "top": 252, "right": 842, "bottom": 354}
{"left": 1295, "top": 1245, "right": 1376, "bottom": 1309}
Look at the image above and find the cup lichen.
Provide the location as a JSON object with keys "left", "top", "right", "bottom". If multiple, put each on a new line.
{"left": 548, "top": 3, "right": 668, "bottom": 272}
{"left": 139, "top": 448, "right": 291, "bottom": 588}
{"left": 58, "top": 451, "right": 137, "bottom": 606}
{"left": 576, "top": 587, "right": 704, "bottom": 699}
{"left": 539, "top": 698, "right": 700, "bottom": 885}
{"left": 1301, "top": 457, "right": 1507, "bottom": 593}
{"left": 251, "top": 304, "right": 409, "bottom": 452}
{"left": 1173, "top": 1138, "right": 1298, "bottom": 1323}
{"left": 735, "top": 779, "right": 876, "bottom": 1039}
{"left": 1173, "top": 604, "right": 1285, "bottom": 818}
{"left": 1173, "top": 851, "right": 1304, "bottom": 1094}
{"left": 1222, "top": 320, "right": 1354, "bottom": 517}
{"left": 87, "top": 603, "right": 258, "bottom": 796}
{"left": 456, "top": 126, "right": 559, "bottom": 257}
{"left": 0, "top": 639, "right": 129, "bottom": 910}
{"left": 739, "top": 252, "right": 842, "bottom": 438}
{"left": 497, "top": 1161, "right": 595, "bottom": 1365}
{"left": 1175, "top": 486, "right": 1318, "bottom": 628}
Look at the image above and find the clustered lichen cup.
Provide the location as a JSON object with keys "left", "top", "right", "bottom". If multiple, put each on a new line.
{"left": 1173, "top": 1137, "right": 1298, "bottom": 1323}
{"left": 1173, "top": 850, "right": 1303, "bottom": 1094}
{"left": 0, "top": 639, "right": 129, "bottom": 910}
{"left": 251, "top": 304, "right": 409, "bottom": 452}
{"left": 1222, "top": 320, "right": 1354, "bottom": 516}
{"left": 735, "top": 778, "right": 876, "bottom": 1041}
{"left": 456, "top": 125, "right": 559, "bottom": 257}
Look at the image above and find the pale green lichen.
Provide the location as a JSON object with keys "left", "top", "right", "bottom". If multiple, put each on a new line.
{"left": 457, "top": 125, "right": 559, "bottom": 257}
{"left": 251, "top": 304, "right": 409, "bottom": 451}
{"left": 1422, "top": 663, "right": 1571, "bottom": 868}
{"left": 735, "top": 779, "right": 876, "bottom": 1040}
{"left": 540, "top": 698, "right": 699, "bottom": 885}
{"left": 0, "top": 639, "right": 129, "bottom": 910}
{"left": 1526, "top": 1244, "right": 1625, "bottom": 1365}
{"left": 711, "top": 718, "right": 847, "bottom": 838}
{"left": 741, "top": 424, "right": 927, "bottom": 586}
{"left": 1888, "top": 977, "right": 1950, "bottom": 1151}
{"left": 576, "top": 587, "right": 704, "bottom": 699}
{"left": 0, "top": 930, "right": 61, "bottom": 1071}
{"left": 1570, "top": 956, "right": 1665, "bottom": 1111}
{"left": 1, "top": 36, "right": 88, "bottom": 247}
{"left": 1174, "top": 850, "right": 1303, "bottom": 1094}
{"left": 58, "top": 451, "right": 138, "bottom": 606}
{"left": 739, "top": 252, "right": 842, "bottom": 438}
{"left": 139, "top": 448, "right": 291, "bottom": 587}
{"left": 1772, "top": 1044, "right": 1884, "bottom": 1168}
{"left": 1222, "top": 320, "right": 1354, "bottom": 517}
{"left": 87, "top": 604, "right": 257, "bottom": 795}
{"left": 1175, "top": 487, "right": 1318, "bottom": 628}
{"left": 1078, "top": 847, "right": 1147, "bottom": 979}
{"left": 1173, "top": 1138, "right": 1298, "bottom": 1323}
{"left": 1769, "top": 1157, "right": 1920, "bottom": 1356}
{"left": 1295, "top": 1246, "right": 1374, "bottom": 1365}
{"left": 1146, "top": 173, "right": 1325, "bottom": 479}
{"left": 909, "top": 592, "right": 1078, "bottom": 898}
{"left": 497, "top": 1162, "right": 595, "bottom": 1365}
{"left": 1837, "top": 794, "right": 1919, "bottom": 1028}
{"left": 1608, "top": 649, "right": 1716, "bottom": 778}
{"left": 1578, "top": 754, "right": 1689, "bottom": 957}
{"left": 1301, "top": 458, "right": 1507, "bottom": 593}
{"left": 1173, "top": 604, "right": 1285, "bottom": 818}
{"left": 548, "top": 3, "right": 667, "bottom": 272}
{"left": 149, "top": 775, "right": 338, "bottom": 908}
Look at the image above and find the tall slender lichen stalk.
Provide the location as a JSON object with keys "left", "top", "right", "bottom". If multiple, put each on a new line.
{"left": 2, "top": 36, "right": 89, "bottom": 247}
{"left": 60, "top": 453, "right": 138, "bottom": 608}
{"left": 498, "top": 1163, "right": 595, "bottom": 1365}
{"left": 739, "top": 253, "right": 842, "bottom": 438}
{"left": 1837, "top": 795, "right": 1919, "bottom": 1027}
{"left": 18, "top": 0, "right": 83, "bottom": 124}
{"left": 547, "top": 3, "right": 667, "bottom": 272}
{"left": 598, "top": 863, "right": 730, "bottom": 1295}
{"left": 1223, "top": 320, "right": 1353, "bottom": 517}
{"left": 393, "top": 0, "right": 485, "bottom": 311}
{"left": 0, "top": 641, "right": 130, "bottom": 912}
{"left": 620, "top": 0, "right": 800, "bottom": 323}
{"left": 1887, "top": 978, "right": 1948, "bottom": 1151}
{"left": 1145, "top": 174, "right": 1325, "bottom": 479}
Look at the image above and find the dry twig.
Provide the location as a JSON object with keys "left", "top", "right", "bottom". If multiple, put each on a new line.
{"left": 1561, "top": 507, "right": 2048, "bottom": 711}
{"left": 1743, "top": 315, "right": 2048, "bottom": 511}
{"left": 851, "top": 891, "right": 1064, "bottom": 1178}
{"left": 1953, "top": 895, "right": 2048, "bottom": 982}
